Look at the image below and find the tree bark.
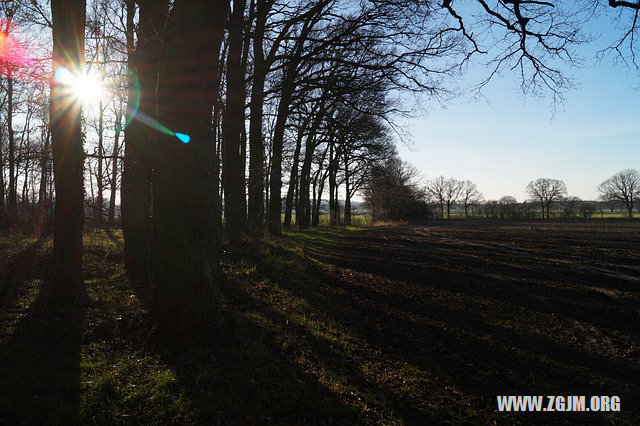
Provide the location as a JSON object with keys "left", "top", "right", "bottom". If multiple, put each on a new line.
{"left": 309, "top": 145, "right": 328, "bottom": 228}
{"left": 247, "top": 1, "right": 270, "bottom": 233}
{"left": 37, "top": 129, "right": 51, "bottom": 219}
{"left": 267, "top": 74, "right": 296, "bottom": 235}
{"left": 96, "top": 98, "right": 104, "bottom": 224}
{"left": 108, "top": 119, "right": 120, "bottom": 225}
{"left": 0, "top": 116, "right": 5, "bottom": 223}
{"left": 344, "top": 151, "right": 351, "bottom": 226}
{"left": 313, "top": 169, "right": 328, "bottom": 227}
{"left": 151, "top": 0, "right": 226, "bottom": 334}
{"left": 297, "top": 107, "right": 325, "bottom": 230}
{"left": 7, "top": 73, "right": 16, "bottom": 218}
{"left": 283, "top": 122, "right": 305, "bottom": 230}
{"left": 223, "top": 0, "right": 248, "bottom": 239}
{"left": 121, "top": 0, "right": 168, "bottom": 279}
{"left": 213, "top": 45, "right": 224, "bottom": 235}
{"left": 328, "top": 140, "right": 341, "bottom": 226}
{"left": 50, "top": 0, "right": 87, "bottom": 302}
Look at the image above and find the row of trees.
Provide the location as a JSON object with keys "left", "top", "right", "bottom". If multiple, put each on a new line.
{"left": 524, "top": 172, "right": 640, "bottom": 219}
{"left": 3, "top": 0, "right": 640, "bottom": 334}
{"left": 1, "top": 0, "right": 469, "bottom": 334}
{"left": 418, "top": 170, "right": 640, "bottom": 220}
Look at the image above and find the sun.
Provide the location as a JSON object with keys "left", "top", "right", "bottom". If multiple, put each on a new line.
{"left": 54, "top": 66, "right": 105, "bottom": 104}
{"left": 71, "top": 70, "right": 103, "bottom": 103}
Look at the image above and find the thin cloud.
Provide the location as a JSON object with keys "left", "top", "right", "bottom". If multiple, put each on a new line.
{"left": 498, "top": 150, "right": 540, "bottom": 156}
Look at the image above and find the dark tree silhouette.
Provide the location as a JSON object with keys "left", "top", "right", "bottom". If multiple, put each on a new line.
{"left": 598, "top": 169, "right": 640, "bottom": 218}
{"left": 222, "top": 0, "right": 248, "bottom": 239}
{"left": 121, "top": 0, "right": 168, "bottom": 280}
{"left": 151, "top": 0, "right": 227, "bottom": 333}
{"left": 526, "top": 178, "right": 567, "bottom": 218}
{"left": 461, "top": 180, "right": 483, "bottom": 218}
{"left": 49, "top": 0, "right": 86, "bottom": 302}
{"left": 363, "top": 156, "right": 429, "bottom": 223}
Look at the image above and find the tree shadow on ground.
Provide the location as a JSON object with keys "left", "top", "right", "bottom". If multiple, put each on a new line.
{"left": 149, "top": 274, "right": 364, "bottom": 423}
{"left": 267, "top": 226, "right": 640, "bottom": 422}
{"left": 3, "top": 225, "right": 636, "bottom": 423}
{"left": 0, "top": 240, "right": 85, "bottom": 423}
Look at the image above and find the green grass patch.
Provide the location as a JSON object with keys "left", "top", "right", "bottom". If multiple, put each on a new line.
{"left": 0, "top": 225, "right": 515, "bottom": 423}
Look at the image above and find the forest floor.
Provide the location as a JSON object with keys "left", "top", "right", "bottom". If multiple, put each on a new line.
{"left": 0, "top": 220, "right": 639, "bottom": 424}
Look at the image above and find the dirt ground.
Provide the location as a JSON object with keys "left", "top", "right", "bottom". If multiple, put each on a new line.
{"left": 0, "top": 220, "right": 638, "bottom": 424}
{"left": 292, "top": 220, "right": 640, "bottom": 422}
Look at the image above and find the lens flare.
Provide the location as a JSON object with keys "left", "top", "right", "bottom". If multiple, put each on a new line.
{"left": 54, "top": 66, "right": 103, "bottom": 104}
{"left": 56, "top": 67, "right": 190, "bottom": 144}
{"left": 0, "top": 25, "right": 32, "bottom": 71}
{"left": 175, "top": 132, "right": 190, "bottom": 144}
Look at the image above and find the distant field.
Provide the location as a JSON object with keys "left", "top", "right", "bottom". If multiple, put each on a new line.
{"left": 286, "top": 211, "right": 635, "bottom": 223}
{"left": 285, "top": 213, "right": 371, "bottom": 227}
{"left": 291, "top": 220, "right": 640, "bottom": 422}
{"left": 445, "top": 211, "right": 634, "bottom": 219}
{"left": 0, "top": 220, "right": 638, "bottom": 423}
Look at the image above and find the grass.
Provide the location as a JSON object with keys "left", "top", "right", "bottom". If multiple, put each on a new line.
{"left": 284, "top": 213, "right": 371, "bottom": 227}
{"left": 1, "top": 222, "right": 638, "bottom": 423}
{"left": 0, "top": 228, "right": 398, "bottom": 423}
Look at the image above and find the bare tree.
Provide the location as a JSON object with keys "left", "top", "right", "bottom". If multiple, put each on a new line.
{"left": 222, "top": 0, "right": 248, "bottom": 239}
{"left": 50, "top": 0, "right": 86, "bottom": 302}
{"left": 461, "top": 180, "right": 483, "bottom": 218}
{"left": 441, "top": 0, "right": 592, "bottom": 108}
{"left": 151, "top": 0, "right": 227, "bottom": 334}
{"left": 121, "top": 0, "right": 169, "bottom": 279}
{"left": 498, "top": 195, "right": 518, "bottom": 219}
{"left": 363, "top": 156, "right": 428, "bottom": 223}
{"left": 598, "top": 169, "right": 640, "bottom": 218}
{"left": 443, "top": 177, "right": 463, "bottom": 219}
{"left": 599, "top": 191, "right": 619, "bottom": 214}
{"left": 526, "top": 178, "right": 567, "bottom": 218}
{"left": 561, "top": 196, "right": 582, "bottom": 218}
{"left": 425, "top": 175, "right": 446, "bottom": 219}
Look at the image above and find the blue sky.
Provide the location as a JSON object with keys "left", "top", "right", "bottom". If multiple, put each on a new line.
{"left": 398, "top": 11, "right": 640, "bottom": 202}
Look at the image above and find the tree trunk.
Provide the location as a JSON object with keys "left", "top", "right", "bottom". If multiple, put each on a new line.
{"left": 309, "top": 145, "right": 327, "bottom": 229}
{"left": 21, "top": 151, "right": 30, "bottom": 211}
{"left": 335, "top": 183, "right": 340, "bottom": 224}
{"left": 222, "top": 0, "right": 247, "bottom": 239}
{"left": 265, "top": 137, "right": 271, "bottom": 216}
{"left": 50, "top": 0, "right": 87, "bottom": 302}
{"left": 328, "top": 141, "right": 341, "bottom": 226}
{"left": 121, "top": 0, "right": 167, "bottom": 279}
{"left": 239, "top": 1, "right": 252, "bottom": 224}
{"left": 108, "top": 121, "right": 120, "bottom": 225}
{"left": 267, "top": 73, "right": 296, "bottom": 235}
{"left": 297, "top": 106, "right": 325, "bottom": 230}
{"left": 247, "top": 3, "right": 268, "bottom": 233}
{"left": 151, "top": 0, "right": 226, "bottom": 334}
{"left": 283, "top": 123, "right": 305, "bottom": 230}
{"left": 298, "top": 152, "right": 314, "bottom": 230}
{"left": 0, "top": 118, "right": 5, "bottom": 223}
{"left": 7, "top": 74, "right": 16, "bottom": 218}
{"left": 344, "top": 151, "right": 351, "bottom": 226}
{"left": 313, "top": 170, "right": 328, "bottom": 227}
{"left": 37, "top": 129, "right": 51, "bottom": 230}
{"left": 213, "top": 48, "right": 224, "bottom": 235}
{"left": 96, "top": 98, "right": 104, "bottom": 224}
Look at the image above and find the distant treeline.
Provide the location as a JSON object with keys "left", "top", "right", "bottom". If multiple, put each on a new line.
{"left": 364, "top": 166, "right": 640, "bottom": 222}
